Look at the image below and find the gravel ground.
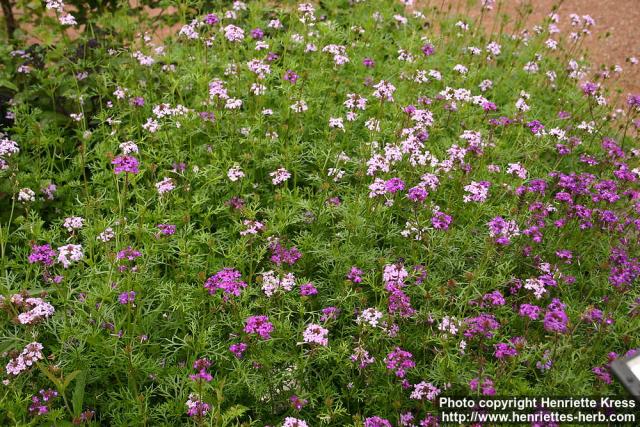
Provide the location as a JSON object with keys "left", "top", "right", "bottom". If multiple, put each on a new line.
{"left": 2, "top": 0, "right": 638, "bottom": 94}
{"left": 434, "top": 0, "right": 639, "bottom": 95}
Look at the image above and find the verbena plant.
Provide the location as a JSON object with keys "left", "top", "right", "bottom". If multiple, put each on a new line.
{"left": 0, "top": 0, "right": 639, "bottom": 425}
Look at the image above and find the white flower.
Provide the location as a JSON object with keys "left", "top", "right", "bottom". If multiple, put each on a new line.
{"left": 227, "top": 165, "right": 245, "bottom": 182}
{"left": 18, "top": 188, "right": 35, "bottom": 202}
{"left": 57, "top": 244, "right": 84, "bottom": 268}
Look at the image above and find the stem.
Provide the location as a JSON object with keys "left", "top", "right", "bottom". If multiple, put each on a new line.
{"left": 0, "top": 0, "right": 17, "bottom": 40}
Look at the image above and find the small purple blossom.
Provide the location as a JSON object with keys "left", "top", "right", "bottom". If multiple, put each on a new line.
{"left": 111, "top": 155, "right": 139, "bottom": 174}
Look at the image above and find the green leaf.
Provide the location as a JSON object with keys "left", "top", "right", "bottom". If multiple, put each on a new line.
{"left": 63, "top": 370, "right": 82, "bottom": 390}
{"left": 38, "top": 364, "right": 64, "bottom": 391}
{"left": 222, "top": 404, "right": 248, "bottom": 424}
{"left": 72, "top": 370, "right": 86, "bottom": 416}
{"left": 0, "top": 79, "right": 18, "bottom": 92}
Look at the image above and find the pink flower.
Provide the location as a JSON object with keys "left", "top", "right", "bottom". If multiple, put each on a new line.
{"left": 302, "top": 323, "right": 329, "bottom": 346}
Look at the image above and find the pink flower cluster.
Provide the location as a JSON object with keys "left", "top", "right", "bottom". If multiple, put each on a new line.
{"left": 5, "top": 342, "right": 44, "bottom": 376}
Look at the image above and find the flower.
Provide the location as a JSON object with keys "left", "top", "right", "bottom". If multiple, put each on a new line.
{"left": 346, "top": 267, "right": 363, "bottom": 283}
{"left": 28, "top": 389, "right": 58, "bottom": 416}
{"left": 229, "top": 343, "right": 248, "bottom": 358}
{"left": 350, "top": 346, "right": 375, "bottom": 369}
{"left": 186, "top": 394, "right": 210, "bottom": 417}
{"left": 157, "top": 224, "right": 176, "bottom": 236}
{"left": 224, "top": 24, "right": 245, "bottom": 42}
{"left": 63, "top": 216, "right": 84, "bottom": 232}
{"left": 189, "top": 358, "right": 213, "bottom": 382}
{"left": 57, "top": 244, "right": 83, "bottom": 268}
{"left": 112, "top": 155, "right": 139, "bottom": 174}
{"left": 28, "top": 244, "right": 56, "bottom": 267}
{"left": 543, "top": 309, "right": 568, "bottom": 333}
{"left": 269, "top": 240, "right": 302, "bottom": 266}
{"left": 410, "top": 381, "right": 441, "bottom": 400}
{"left": 421, "top": 43, "right": 435, "bottom": 56}
{"left": 431, "top": 211, "right": 453, "bottom": 230}
{"left": 385, "top": 347, "right": 415, "bottom": 378}
{"left": 299, "top": 282, "right": 317, "bottom": 296}
{"left": 155, "top": 177, "right": 175, "bottom": 194}
{"left": 270, "top": 168, "right": 291, "bottom": 185}
{"left": 18, "top": 188, "right": 35, "bottom": 202}
{"left": 5, "top": 342, "right": 44, "bottom": 376}
{"left": 302, "top": 323, "right": 329, "bottom": 346}
{"left": 118, "top": 291, "right": 136, "bottom": 305}
{"left": 463, "top": 181, "right": 491, "bottom": 203}
{"left": 364, "top": 416, "right": 392, "bottom": 427}
{"left": 204, "top": 268, "right": 247, "bottom": 298}
{"left": 15, "top": 297, "right": 55, "bottom": 325}
{"left": 283, "top": 417, "right": 309, "bottom": 427}
{"left": 244, "top": 315, "right": 274, "bottom": 340}
{"left": 284, "top": 69, "right": 299, "bottom": 84}
{"left": 227, "top": 165, "right": 245, "bottom": 182}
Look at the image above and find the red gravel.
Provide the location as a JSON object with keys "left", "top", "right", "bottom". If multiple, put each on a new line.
{"left": 432, "top": 0, "right": 640, "bottom": 95}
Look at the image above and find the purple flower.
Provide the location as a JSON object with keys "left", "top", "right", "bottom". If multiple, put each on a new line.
{"left": 384, "top": 347, "right": 415, "bottom": 378}
{"left": 470, "top": 377, "right": 496, "bottom": 396}
{"left": 387, "top": 288, "right": 415, "bottom": 318}
{"left": 494, "top": 341, "right": 519, "bottom": 359}
{"left": 431, "top": 211, "right": 452, "bottom": 230}
{"left": 204, "top": 268, "right": 247, "bottom": 298}
{"left": 482, "top": 101, "right": 497, "bottom": 111}
{"left": 346, "top": 267, "right": 363, "bottom": 283}
{"left": 299, "top": 282, "right": 318, "bottom": 296}
{"left": 421, "top": 43, "right": 435, "bottom": 56}
{"left": 593, "top": 366, "right": 612, "bottom": 384}
{"left": 519, "top": 303, "right": 541, "bottom": 320}
{"left": 244, "top": 315, "right": 274, "bottom": 340}
{"left": 464, "top": 313, "right": 500, "bottom": 339}
{"left": 581, "top": 81, "right": 599, "bottom": 96}
{"left": 130, "top": 97, "right": 145, "bottom": 107}
{"left": 189, "top": 358, "right": 213, "bottom": 382}
{"left": 527, "top": 120, "right": 545, "bottom": 134}
{"left": 112, "top": 155, "right": 139, "bottom": 174}
{"left": 320, "top": 306, "right": 340, "bottom": 322}
{"left": 157, "top": 224, "right": 176, "bottom": 236}
{"left": 364, "top": 417, "right": 392, "bottom": 427}
{"left": 118, "top": 291, "right": 136, "bottom": 305}
{"left": 28, "top": 244, "right": 56, "bottom": 267}
{"left": 186, "top": 394, "right": 210, "bottom": 417}
{"left": 627, "top": 94, "right": 640, "bottom": 110}
{"left": 407, "top": 186, "right": 428, "bottom": 202}
{"left": 290, "top": 395, "right": 308, "bottom": 410}
{"left": 229, "top": 342, "right": 248, "bottom": 358}
{"left": 384, "top": 177, "right": 405, "bottom": 193}
{"left": 269, "top": 240, "right": 302, "bottom": 266}
{"left": 250, "top": 28, "right": 264, "bottom": 40}
{"left": 482, "top": 290, "right": 505, "bottom": 306}
{"left": 543, "top": 309, "right": 568, "bottom": 333}
{"left": 204, "top": 13, "right": 219, "bottom": 25}
{"left": 284, "top": 69, "right": 299, "bottom": 84}
{"left": 28, "top": 389, "right": 58, "bottom": 416}
{"left": 362, "top": 57, "right": 375, "bottom": 68}
{"left": 116, "top": 246, "right": 142, "bottom": 261}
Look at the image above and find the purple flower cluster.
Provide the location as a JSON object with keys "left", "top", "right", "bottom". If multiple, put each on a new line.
{"left": 28, "top": 244, "right": 56, "bottom": 267}
{"left": 204, "top": 268, "right": 247, "bottom": 298}
{"left": 384, "top": 347, "right": 415, "bottom": 378}
{"left": 118, "top": 291, "right": 136, "bottom": 305}
{"left": 189, "top": 358, "right": 213, "bottom": 382}
{"left": 244, "top": 315, "right": 273, "bottom": 340}
{"left": 28, "top": 389, "right": 58, "bottom": 416}
{"left": 269, "top": 240, "right": 302, "bottom": 266}
{"left": 111, "top": 155, "right": 140, "bottom": 174}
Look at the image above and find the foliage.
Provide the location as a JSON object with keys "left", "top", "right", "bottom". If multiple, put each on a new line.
{"left": 0, "top": 0, "right": 639, "bottom": 425}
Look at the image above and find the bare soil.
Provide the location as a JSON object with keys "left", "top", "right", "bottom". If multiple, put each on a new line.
{"left": 435, "top": 0, "right": 639, "bottom": 95}
{"left": 1, "top": 0, "right": 638, "bottom": 95}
